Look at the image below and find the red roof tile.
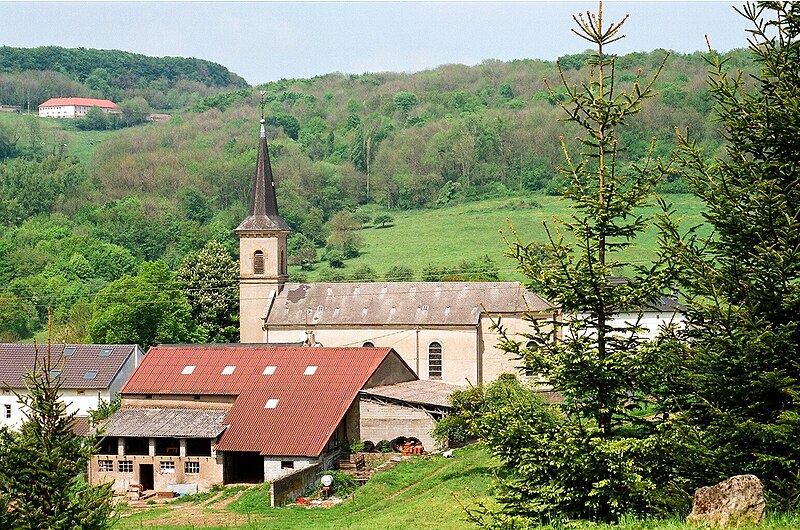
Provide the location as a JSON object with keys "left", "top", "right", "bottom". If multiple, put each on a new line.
{"left": 39, "top": 97, "right": 119, "bottom": 109}
{"left": 123, "top": 345, "right": 414, "bottom": 457}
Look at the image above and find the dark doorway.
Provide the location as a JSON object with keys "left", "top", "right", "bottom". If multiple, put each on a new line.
{"left": 223, "top": 452, "right": 264, "bottom": 484}
{"left": 139, "top": 464, "right": 154, "bottom": 490}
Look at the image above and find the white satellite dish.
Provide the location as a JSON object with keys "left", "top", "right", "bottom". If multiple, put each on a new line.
{"left": 321, "top": 474, "right": 333, "bottom": 487}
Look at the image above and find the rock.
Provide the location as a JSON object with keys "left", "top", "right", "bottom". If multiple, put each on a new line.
{"left": 687, "top": 475, "right": 765, "bottom": 528}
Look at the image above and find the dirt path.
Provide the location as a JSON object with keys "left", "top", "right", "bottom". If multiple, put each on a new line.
{"left": 123, "top": 486, "right": 259, "bottom": 528}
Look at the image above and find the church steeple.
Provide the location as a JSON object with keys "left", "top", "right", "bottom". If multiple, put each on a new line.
{"left": 235, "top": 96, "right": 290, "bottom": 233}
{"left": 236, "top": 95, "right": 291, "bottom": 343}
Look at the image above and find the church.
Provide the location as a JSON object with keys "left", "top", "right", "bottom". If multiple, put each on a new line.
{"left": 235, "top": 116, "right": 556, "bottom": 387}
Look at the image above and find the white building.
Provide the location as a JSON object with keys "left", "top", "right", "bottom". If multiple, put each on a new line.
{"left": 38, "top": 97, "right": 121, "bottom": 119}
{"left": 0, "top": 343, "right": 144, "bottom": 429}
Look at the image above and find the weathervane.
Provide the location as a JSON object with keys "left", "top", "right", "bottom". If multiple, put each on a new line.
{"left": 259, "top": 90, "right": 266, "bottom": 122}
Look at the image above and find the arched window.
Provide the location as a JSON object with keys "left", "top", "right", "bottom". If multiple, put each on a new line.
{"left": 362, "top": 342, "right": 375, "bottom": 348}
{"left": 253, "top": 250, "right": 264, "bottom": 275}
{"left": 428, "top": 341, "right": 442, "bottom": 379}
{"left": 522, "top": 341, "right": 535, "bottom": 377}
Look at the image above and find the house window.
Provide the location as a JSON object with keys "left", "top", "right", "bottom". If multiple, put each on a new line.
{"left": 281, "top": 461, "right": 294, "bottom": 469}
{"left": 49, "top": 369, "right": 60, "bottom": 379}
{"left": 253, "top": 251, "right": 264, "bottom": 275}
{"left": 362, "top": 342, "right": 374, "bottom": 347}
{"left": 98, "top": 460, "right": 113, "bottom": 472}
{"left": 99, "top": 347, "right": 113, "bottom": 357}
{"left": 4, "top": 404, "right": 10, "bottom": 419}
{"left": 428, "top": 341, "right": 443, "bottom": 379}
{"left": 185, "top": 461, "right": 200, "bottom": 474}
{"left": 118, "top": 461, "right": 133, "bottom": 473}
{"left": 63, "top": 346, "right": 76, "bottom": 356}
{"left": 160, "top": 461, "right": 175, "bottom": 474}
{"left": 84, "top": 370, "right": 98, "bottom": 380}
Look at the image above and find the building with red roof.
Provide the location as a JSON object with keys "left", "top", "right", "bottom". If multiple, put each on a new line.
{"left": 38, "top": 97, "right": 121, "bottom": 119}
{"left": 90, "top": 344, "right": 455, "bottom": 494}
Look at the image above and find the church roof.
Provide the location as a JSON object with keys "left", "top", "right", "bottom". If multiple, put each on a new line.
{"left": 266, "top": 282, "right": 554, "bottom": 327}
{"left": 235, "top": 119, "right": 290, "bottom": 233}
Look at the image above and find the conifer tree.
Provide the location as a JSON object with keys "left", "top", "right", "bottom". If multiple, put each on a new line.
{"left": 488, "top": 3, "right": 677, "bottom": 522}
{"left": 0, "top": 339, "right": 116, "bottom": 528}
{"left": 663, "top": 2, "right": 800, "bottom": 506}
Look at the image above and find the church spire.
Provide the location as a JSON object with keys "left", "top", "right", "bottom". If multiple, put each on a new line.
{"left": 236, "top": 93, "right": 290, "bottom": 232}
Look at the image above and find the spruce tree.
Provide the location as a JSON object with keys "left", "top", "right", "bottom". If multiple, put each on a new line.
{"left": 0, "top": 341, "right": 116, "bottom": 529}
{"left": 489, "top": 3, "right": 678, "bottom": 522}
{"left": 664, "top": 2, "right": 800, "bottom": 506}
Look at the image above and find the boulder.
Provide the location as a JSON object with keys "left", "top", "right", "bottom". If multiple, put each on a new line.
{"left": 687, "top": 474, "right": 765, "bottom": 527}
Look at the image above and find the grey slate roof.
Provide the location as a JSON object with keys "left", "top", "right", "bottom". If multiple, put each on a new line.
{"left": 102, "top": 408, "right": 229, "bottom": 438}
{"left": 235, "top": 120, "right": 291, "bottom": 233}
{"left": 266, "top": 282, "right": 554, "bottom": 327}
{"left": 360, "top": 380, "right": 463, "bottom": 408}
{"left": 0, "top": 343, "right": 140, "bottom": 389}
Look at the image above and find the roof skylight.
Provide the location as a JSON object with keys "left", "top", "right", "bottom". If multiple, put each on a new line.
{"left": 264, "top": 398, "right": 279, "bottom": 409}
{"left": 63, "top": 346, "right": 76, "bottom": 356}
{"left": 84, "top": 371, "right": 98, "bottom": 380}
{"left": 304, "top": 366, "right": 318, "bottom": 376}
{"left": 222, "top": 366, "right": 236, "bottom": 375}
{"left": 263, "top": 366, "right": 277, "bottom": 375}
{"left": 181, "top": 365, "right": 196, "bottom": 375}
{"left": 99, "top": 347, "right": 112, "bottom": 357}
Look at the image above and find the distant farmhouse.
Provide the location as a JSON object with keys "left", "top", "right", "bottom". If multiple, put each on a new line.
{"left": 0, "top": 343, "right": 144, "bottom": 429}
{"left": 235, "top": 118, "right": 558, "bottom": 387}
{"left": 38, "top": 97, "right": 121, "bottom": 119}
{"left": 91, "top": 344, "right": 457, "bottom": 494}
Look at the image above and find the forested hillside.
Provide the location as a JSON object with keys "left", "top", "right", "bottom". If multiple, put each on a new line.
{"left": 0, "top": 48, "right": 755, "bottom": 343}
{"left": 0, "top": 45, "right": 248, "bottom": 111}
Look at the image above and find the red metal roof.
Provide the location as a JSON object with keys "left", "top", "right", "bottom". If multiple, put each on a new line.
{"left": 123, "top": 345, "right": 412, "bottom": 457}
{"left": 39, "top": 97, "right": 119, "bottom": 109}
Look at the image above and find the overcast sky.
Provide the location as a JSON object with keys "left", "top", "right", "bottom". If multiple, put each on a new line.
{"left": 1, "top": 2, "right": 751, "bottom": 85}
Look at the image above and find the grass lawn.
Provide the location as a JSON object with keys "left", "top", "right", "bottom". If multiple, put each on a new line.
{"left": 294, "top": 193, "right": 709, "bottom": 283}
{"left": 114, "top": 444, "right": 800, "bottom": 530}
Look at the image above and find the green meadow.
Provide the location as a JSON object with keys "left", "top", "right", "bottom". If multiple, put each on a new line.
{"left": 115, "top": 444, "right": 800, "bottom": 530}
{"left": 294, "top": 193, "right": 710, "bottom": 283}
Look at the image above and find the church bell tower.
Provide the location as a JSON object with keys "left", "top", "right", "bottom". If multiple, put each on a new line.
{"left": 235, "top": 96, "right": 291, "bottom": 342}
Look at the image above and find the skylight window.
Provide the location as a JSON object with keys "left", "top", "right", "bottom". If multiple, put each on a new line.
{"left": 49, "top": 370, "right": 60, "bottom": 379}
{"left": 263, "top": 366, "right": 277, "bottom": 375}
{"left": 304, "top": 366, "right": 318, "bottom": 376}
{"left": 264, "top": 399, "right": 279, "bottom": 409}
{"left": 63, "top": 346, "right": 76, "bottom": 356}
{"left": 222, "top": 366, "right": 236, "bottom": 375}
{"left": 181, "top": 365, "right": 196, "bottom": 375}
{"left": 99, "top": 347, "right": 112, "bottom": 357}
{"left": 84, "top": 371, "right": 98, "bottom": 380}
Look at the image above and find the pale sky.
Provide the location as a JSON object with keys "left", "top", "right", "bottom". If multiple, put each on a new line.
{"left": 1, "top": 2, "right": 751, "bottom": 85}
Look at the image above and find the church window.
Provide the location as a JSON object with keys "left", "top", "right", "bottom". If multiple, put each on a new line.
{"left": 523, "top": 341, "right": 536, "bottom": 377}
{"left": 253, "top": 251, "right": 264, "bottom": 275}
{"left": 362, "top": 342, "right": 374, "bottom": 347}
{"left": 428, "top": 341, "right": 442, "bottom": 379}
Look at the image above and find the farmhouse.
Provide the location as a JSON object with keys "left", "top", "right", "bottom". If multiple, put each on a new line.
{"left": 0, "top": 343, "right": 144, "bottom": 429}
{"left": 90, "top": 344, "right": 457, "bottom": 495}
{"left": 38, "top": 97, "right": 121, "bottom": 118}
{"left": 236, "top": 118, "right": 558, "bottom": 386}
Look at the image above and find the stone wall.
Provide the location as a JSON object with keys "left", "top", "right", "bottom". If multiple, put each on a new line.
{"left": 270, "top": 463, "right": 320, "bottom": 507}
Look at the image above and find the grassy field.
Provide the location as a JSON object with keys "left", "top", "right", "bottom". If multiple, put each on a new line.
{"left": 294, "top": 193, "right": 710, "bottom": 283}
{"left": 0, "top": 110, "right": 123, "bottom": 163}
{"left": 115, "top": 445, "right": 800, "bottom": 530}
